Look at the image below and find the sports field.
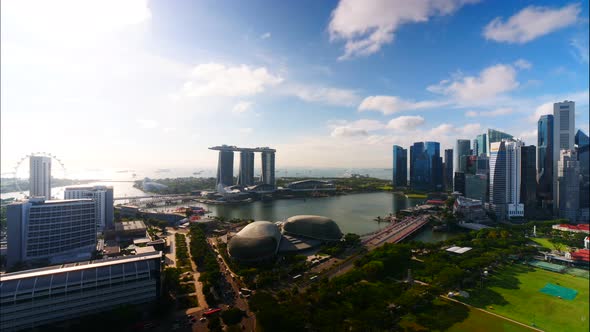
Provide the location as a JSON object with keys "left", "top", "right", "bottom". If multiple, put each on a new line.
{"left": 463, "top": 264, "right": 589, "bottom": 332}
{"left": 447, "top": 304, "right": 535, "bottom": 332}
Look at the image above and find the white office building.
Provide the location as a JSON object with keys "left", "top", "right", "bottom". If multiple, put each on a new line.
{"left": 489, "top": 140, "right": 524, "bottom": 219}
{"left": 29, "top": 156, "right": 51, "bottom": 199}
{"left": 6, "top": 198, "right": 96, "bottom": 268}
{"left": 553, "top": 101, "right": 575, "bottom": 212}
{"left": 0, "top": 251, "right": 161, "bottom": 331}
{"left": 64, "top": 186, "right": 114, "bottom": 230}
{"left": 506, "top": 140, "right": 524, "bottom": 218}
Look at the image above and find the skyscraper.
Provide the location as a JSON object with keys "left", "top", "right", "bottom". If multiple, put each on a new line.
{"left": 425, "top": 141, "right": 443, "bottom": 191}
{"left": 64, "top": 186, "right": 114, "bottom": 230}
{"left": 537, "top": 114, "right": 554, "bottom": 210}
{"left": 506, "top": 140, "right": 525, "bottom": 218}
{"left": 490, "top": 140, "right": 525, "bottom": 219}
{"left": 410, "top": 142, "right": 442, "bottom": 191}
{"left": 576, "top": 130, "right": 589, "bottom": 222}
{"left": 486, "top": 129, "right": 513, "bottom": 157}
{"left": 557, "top": 150, "right": 579, "bottom": 222}
{"left": 29, "top": 156, "right": 51, "bottom": 199}
{"left": 7, "top": 198, "right": 97, "bottom": 268}
{"left": 520, "top": 145, "right": 537, "bottom": 218}
{"left": 216, "top": 150, "right": 234, "bottom": 187}
{"left": 454, "top": 139, "right": 471, "bottom": 174}
{"left": 261, "top": 151, "right": 276, "bottom": 186}
{"left": 444, "top": 149, "right": 453, "bottom": 191}
{"left": 553, "top": 101, "right": 575, "bottom": 212}
{"left": 392, "top": 145, "right": 407, "bottom": 187}
{"left": 489, "top": 141, "right": 507, "bottom": 218}
{"left": 475, "top": 133, "right": 487, "bottom": 156}
{"left": 238, "top": 151, "right": 255, "bottom": 186}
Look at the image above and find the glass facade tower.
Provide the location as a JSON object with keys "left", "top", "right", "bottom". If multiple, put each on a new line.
{"left": 392, "top": 145, "right": 407, "bottom": 187}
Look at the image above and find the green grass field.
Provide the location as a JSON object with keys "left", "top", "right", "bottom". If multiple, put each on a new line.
{"left": 447, "top": 305, "right": 534, "bottom": 332}
{"left": 462, "top": 264, "right": 589, "bottom": 332}
{"left": 530, "top": 238, "right": 570, "bottom": 251}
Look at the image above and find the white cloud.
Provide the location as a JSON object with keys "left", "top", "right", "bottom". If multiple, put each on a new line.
{"left": 483, "top": 4, "right": 580, "bottom": 43}
{"left": 328, "top": 0, "right": 478, "bottom": 60}
{"left": 571, "top": 37, "right": 589, "bottom": 64}
{"left": 137, "top": 119, "right": 159, "bottom": 129}
{"left": 466, "top": 108, "right": 514, "bottom": 117}
{"left": 260, "top": 32, "right": 271, "bottom": 39}
{"left": 358, "top": 95, "right": 446, "bottom": 114}
{"left": 239, "top": 128, "right": 253, "bottom": 134}
{"left": 513, "top": 59, "right": 532, "bottom": 69}
{"left": 428, "top": 122, "right": 481, "bottom": 137}
{"left": 182, "top": 63, "right": 283, "bottom": 97}
{"left": 328, "top": 119, "right": 385, "bottom": 137}
{"left": 330, "top": 127, "right": 368, "bottom": 137}
{"left": 286, "top": 85, "right": 360, "bottom": 106}
{"left": 2, "top": 0, "right": 151, "bottom": 45}
{"left": 427, "top": 64, "right": 519, "bottom": 103}
{"left": 232, "top": 101, "right": 253, "bottom": 114}
{"left": 386, "top": 115, "right": 425, "bottom": 130}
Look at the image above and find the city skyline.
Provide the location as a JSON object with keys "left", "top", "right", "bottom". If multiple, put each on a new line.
{"left": 1, "top": 0, "right": 589, "bottom": 173}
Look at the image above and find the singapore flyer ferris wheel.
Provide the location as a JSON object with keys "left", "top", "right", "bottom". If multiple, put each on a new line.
{"left": 11, "top": 152, "right": 67, "bottom": 199}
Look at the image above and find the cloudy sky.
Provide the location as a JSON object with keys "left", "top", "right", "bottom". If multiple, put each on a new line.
{"left": 1, "top": 0, "right": 589, "bottom": 175}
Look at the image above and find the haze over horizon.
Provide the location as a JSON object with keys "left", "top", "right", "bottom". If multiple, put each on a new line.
{"left": 2, "top": 0, "right": 589, "bottom": 174}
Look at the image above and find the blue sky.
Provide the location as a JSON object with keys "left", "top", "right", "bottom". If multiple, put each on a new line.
{"left": 1, "top": 0, "right": 588, "bottom": 175}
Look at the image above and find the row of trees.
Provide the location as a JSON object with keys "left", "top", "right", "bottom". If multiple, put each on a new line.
{"left": 174, "top": 233, "right": 191, "bottom": 270}
{"left": 188, "top": 224, "right": 222, "bottom": 305}
{"left": 249, "top": 224, "right": 542, "bottom": 331}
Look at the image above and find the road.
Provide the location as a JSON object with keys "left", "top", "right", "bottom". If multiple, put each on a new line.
{"left": 208, "top": 238, "right": 257, "bottom": 331}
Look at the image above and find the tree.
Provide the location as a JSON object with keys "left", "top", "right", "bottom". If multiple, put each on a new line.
{"left": 221, "top": 308, "right": 245, "bottom": 326}
{"left": 344, "top": 233, "right": 361, "bottom": 246}
{"left": 551, "top": 241, "right": 564, "bottom": 252}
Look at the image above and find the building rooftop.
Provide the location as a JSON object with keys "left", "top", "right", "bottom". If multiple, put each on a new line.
{"left": 209, "top": 145, "right": 276, "bottom": 152}
{"left": 115, "top": 220, "right": 146, "bottom": 232}
{"left": 1, "top": 251, "right": 161, "bottom": 281}
{"left": 445, "top": 246, "right": 473, "bottom": 254}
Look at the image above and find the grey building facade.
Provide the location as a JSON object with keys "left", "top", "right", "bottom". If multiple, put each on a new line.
{"left": 7, "top": 198, "right": 96, "bottom": 268}
{"left": 216, "top": 150, "right": 235, "bottom": 187}
{"left": 0, "top": 252, "right": 161, "bottom": 331}
{"left": 553, "top": 101, "right": 575, "bottom": 213}
{"left": 261, "top": 151, "right": 276, "bottom": 187}
{"left": 29, "top": 156, "right": 52, "bottom": 199}
{"left": 64, "top": 186, "right": 114, "bottom": 230}
{"left": 557, "top": 150, "right": 579, "bottom": 222}
{"left": 238, "top": 151, "right": 255, "bottom": 186}
{"left": 454, "top": 139, "right": 471, "bottom": 174}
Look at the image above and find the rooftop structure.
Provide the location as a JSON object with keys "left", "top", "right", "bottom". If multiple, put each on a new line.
{"left": 552, "top": 224, "right": 589, "bottom": 234}
{"left": 445, "top": 246, "right": 473, "bottom": 254}
{"left": 0, "top": 251, "right": 162, "bottom": 331}
{"left": 282, "top": 215, "right": 343, "bottom": 241}
{"left": 227, "top": 221, "right": 282, "bottom": 262}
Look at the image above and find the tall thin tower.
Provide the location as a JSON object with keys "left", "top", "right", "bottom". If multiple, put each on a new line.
{"left": 29, "top": 156, "right": 51, "bottom": 199}
{"left": 552, "top": 101, "right": 575, "bottom": 212}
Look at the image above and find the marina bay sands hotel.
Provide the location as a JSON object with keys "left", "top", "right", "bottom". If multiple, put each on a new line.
{"left": 209, "top": 145, "right": 276, "bottom": 188}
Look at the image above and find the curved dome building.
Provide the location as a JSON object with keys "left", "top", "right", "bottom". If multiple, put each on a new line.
{"left": 227, "top": 221, "right": 281, "bottom": 261}
{"left": 282, "top": 215, "right": 342, "bottom": 241}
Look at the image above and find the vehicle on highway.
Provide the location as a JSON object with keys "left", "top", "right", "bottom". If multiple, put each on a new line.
{"left": 203, "top": 308, "right": 222, "bottom": 316}
{"left": 309, "top": 275, "right": 318, "bottom": 281}
{"left": 292, "top": 274, "right": 302, "bottom": 280}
